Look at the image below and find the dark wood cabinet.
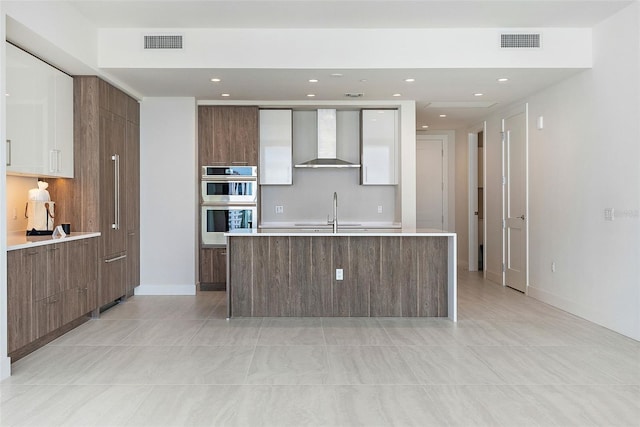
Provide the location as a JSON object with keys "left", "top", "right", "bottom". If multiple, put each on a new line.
{"left": 126, "top": 231, "right": 140, "bottom": 295}
{"left": 200, "top": 248, "right": 227, "bottom": 288}
{"left": 198, "top": 106, "right": 258, "bottom": 166}
{"left": 52, "top": 76, "right": 140, "bottom": 308}
{"left": 7, "top": 250, "right": 32, "bottom": 353}
{"left": 7, "top": 237, "right": 100, "bottom": 355}
{"left": 64, "top": 238, "right": 98, "bottom": 324}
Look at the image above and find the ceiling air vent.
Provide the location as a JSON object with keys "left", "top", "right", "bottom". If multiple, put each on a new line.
{"left": 501, "top": 33, "right": 541, "bottom": 48}
{"left": 144, "top": 35, "right": 183, "bottom": 49}
{"left": 344, "top": 93, "right": 364, "bottom": 98}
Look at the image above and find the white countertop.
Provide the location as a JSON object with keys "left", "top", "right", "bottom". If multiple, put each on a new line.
{"left": 227, "top": 228, "right": 455, "bottom": 237}
{"left": 7, "top": 232, "right": 101, "bottom": 251}
{"left": 259, "top": 221, "right": 402, "bottom": 230}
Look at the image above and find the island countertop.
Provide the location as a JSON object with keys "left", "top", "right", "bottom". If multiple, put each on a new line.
{"left": 7, "top": 232, "right": 101, "bottom": 251}
{"left": 227, "top": 228, "right": 455, "bottom": 237}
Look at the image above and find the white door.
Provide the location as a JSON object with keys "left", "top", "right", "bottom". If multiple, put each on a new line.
{"left": 468, "top": 133, "right": 479, "bottom": 271}
{"left": 503, "top": 110, "right": 527, "bottom": 292}
{"left": 416, "top": 136, "right": 447, "bottom": 230}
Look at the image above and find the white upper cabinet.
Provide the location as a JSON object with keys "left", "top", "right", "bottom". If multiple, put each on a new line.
{"left": 259, "top": 109, "right": 292, "bottom": 185}
{"left": 360, "top": 109, "right": 398, "bottom": 185}
{"left": 6, "top": 43, "right": 74, "bottom": 178}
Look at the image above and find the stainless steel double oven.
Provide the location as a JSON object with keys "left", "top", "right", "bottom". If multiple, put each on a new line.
{"left": 200, "top": 166, "right": 257, "bottom": 246}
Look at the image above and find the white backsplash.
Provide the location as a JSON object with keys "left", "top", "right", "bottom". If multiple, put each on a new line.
{"left": 261, "top": 168, "right": 397, "bottom": 223}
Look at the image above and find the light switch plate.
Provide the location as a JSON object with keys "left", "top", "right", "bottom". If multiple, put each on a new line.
{"left": 275, "top": 205, "right": 284, "bottom": 214}
{"left": 377, "top": 205, "right": 383, "bottom": 214}
{"left": 336, "top": 268, "right": 343, "bottom": 280}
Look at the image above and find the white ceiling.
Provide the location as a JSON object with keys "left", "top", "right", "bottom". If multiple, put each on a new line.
{"left": 66, "top": 0, "right": 632, "bottom": 130}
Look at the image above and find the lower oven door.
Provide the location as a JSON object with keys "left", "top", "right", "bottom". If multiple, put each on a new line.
{"left": 201, "top": 205, "right": 257, "bottom": 246}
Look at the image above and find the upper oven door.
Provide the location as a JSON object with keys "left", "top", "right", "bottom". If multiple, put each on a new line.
{"left": 201, "top": 179, "right": 257, "bottom": 204}
{"left": 202, "top": 166, "right": 257, "bottom": 179}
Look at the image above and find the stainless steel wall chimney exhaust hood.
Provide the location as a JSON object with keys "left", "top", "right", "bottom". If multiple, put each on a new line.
{"left": 295, "top": 109, "right": 361, "bottom": 168}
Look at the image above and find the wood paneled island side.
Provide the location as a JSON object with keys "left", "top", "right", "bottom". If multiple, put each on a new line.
{"left": 225, "top": 230, "right": 457, "bottom": 321}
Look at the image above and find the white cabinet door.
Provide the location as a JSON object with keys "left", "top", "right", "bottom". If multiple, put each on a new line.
{"left": 5, "top": 43, "right": 74, "bottom": 178}
{"left": 259, "top": 109, "right": 292, "bottom": 185}
{"left": 361, "top": 109, "right": 398, "bottom": 185}
{"left": 6, "top": 43, "right": 47, "bottom": 175}
{"left": 52, "top": 70, "right": 74, "bottom": 177}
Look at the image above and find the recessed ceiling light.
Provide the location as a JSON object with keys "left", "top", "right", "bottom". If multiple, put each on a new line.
{"left": 210, "top": 78, "right": 221, "bottom": 82}
{"left": 308, "top": 79, "right": 319, "bottom": 83}
{"left": 307, "top": 94, "right": 316, "bottom": 97}
{"left": 474, "top": 93, "right": 484, "bottom": 97}
{"left": 5, "top": 93, "right": 10, "bottom": 97}
{"left": 221, "top": 93, "right": 230, "bottom": 97}
{"left": 330, "top": 73, "right": 343, "bottom": 77}
{"left": 421, "top": 125, "right": 429, "bottom": 129}
{"left": 497, "top": 78, "right": 509, "bottom": 82}
{"left": 359, "top": 79, "right": 368, "bottom": 83}
{"left": 404, "top": 78, "right": 415, "bottom": 82}
{"left": 439, "top": 114, "right": 447, "bottom": 118}
{"left": 392, "top": 93, "right": 402, "bottom": 97}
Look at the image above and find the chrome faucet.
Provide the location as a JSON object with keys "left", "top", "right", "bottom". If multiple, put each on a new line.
{"left": 327, "top": 191, "right": 338, "bottom": 233}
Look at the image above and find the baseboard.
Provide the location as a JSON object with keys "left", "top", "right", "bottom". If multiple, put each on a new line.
{"left": 486, "top": 270, "right": 503, "bottom": 286}
{"left": 457, "top": 260, "right": 469, "bottom": 271}
{"left": 527, "top": 285, "right": 639, "bottom": 341}
{"left": 134, "top": 284, "right": 196, "bottom": 296}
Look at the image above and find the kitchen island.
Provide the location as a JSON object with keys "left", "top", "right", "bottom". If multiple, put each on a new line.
{"left": 225, "top": 229, "right": 456, "bottom": 321}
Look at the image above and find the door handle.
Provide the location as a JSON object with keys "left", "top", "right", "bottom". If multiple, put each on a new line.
{"left": 112, "top": 154, "right": 120, "bottom": 230}
{"left": 474, "top": 211, "right": 479, "bottom": 216}
{"left": 519, "top": 215, "right": 526, "bottom": 220}
{"left": 6, "top": 140, "right": 11, "bottom": 166}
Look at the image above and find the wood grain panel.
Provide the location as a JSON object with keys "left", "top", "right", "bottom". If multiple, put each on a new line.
{"left": 198, "top": 106, "right": 216, "bottom": 167}
{"left": 332, "top": 237, "right": 350, "bottom": 316}
{"left": 374, "top": 237, "right": 402, "bottom": 316}
{"left": 125, "top": 119, "right": 140, "bottom": 232}
{"left": 213, "top": 107, "right": 232, "bottom": 164}
{"left": 228, "top": 237, "right": 253, "bottom": 317}
{"left": 126, "top": 95, "right": 140, "bottom": 125}
{"left": 417, "top": 237, "right": 448, "bottom": 316}
{"left": 250, "top": 237, "right": 270, "bottom": 316}
{"left": 307, "top": 237, "right": 333, "bottom": 316}
{"left": 269, "top": 236, "right": 290, "bottom": 316}
{"left": 232, "top": 106, "right": 259, "bottom": 165}
{"left": 433, "top": 237, "right": 449, "bottom": 317}
{"left": 289, "top": 236, "right": 310, "bottom": 316}
{"left": 350, "top": 236, "right": 377, "bottom": 317}
{"left": 399, "top": 237, "right": 419, "bottom": 317}
{"left": 7, "top": 250, "right": 32, "bottom": 353}
{"left": 76, "top": 77, "right": 101, "bottom": 236}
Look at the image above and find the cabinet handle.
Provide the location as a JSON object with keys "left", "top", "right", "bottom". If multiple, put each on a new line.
{"left": 111, "top": 154, "right": 120, "bottom": 230}
{"left": 232, "top": 161, "right": 248, "bottom": 165}
{"left": 105, "top": 254, "right": 127, "bottom": 263}
{"left": 221, "top": 251, "right": 227, "bottom": 256}
{"left": 49, "top": 150, "right": 61, "bottom": 173}
{"left": 6, "top": 139, "right": 11, "bottom": 166}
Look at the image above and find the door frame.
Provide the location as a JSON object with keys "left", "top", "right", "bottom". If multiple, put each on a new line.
{"left": 416, "top": 134, "right": 448, "bottom": 231}
{"left": 468, "top": 122, "right": 486, "bottom": 273}
{"left": 501, "top": 103, "right": 529, "bottom": 292}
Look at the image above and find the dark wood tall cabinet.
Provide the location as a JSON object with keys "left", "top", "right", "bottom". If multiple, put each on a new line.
{"left": 51, "top": 76, "right": 140, "bottom": 309}
{"left": 197, "top": 106, "right": 259, "bottom": 290}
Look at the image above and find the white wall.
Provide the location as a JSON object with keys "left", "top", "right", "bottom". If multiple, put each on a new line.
{"left": 138, "top": 97, "right": 197, "bottom": 295}
{"left": 99, "top": 27, "right": 592, "bottom": 69}
{"left": 454, "top": 130, "right": 469, "bottom": 269}
{"left": 5, "top": 176, "right": 37, "bottom": 233}
{"left": 1, "top": 3, "right": 12, "bottom": 381}
{"left": 470, "top": 3, "right": 640, "bottom": 340}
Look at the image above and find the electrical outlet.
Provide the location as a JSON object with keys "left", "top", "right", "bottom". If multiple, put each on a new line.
{"left": 12, "top": 208, "right": 17, "bottom": 220}
{"left": 336, "top": 268, "right": 343, "bottom": 281}
{"left": 275, "top": 205, "right": 284, "bottom": 214}
{"left": 377, "top": 205, "right": 383, "bottom": 214}
{"left": 551, "top": 262, "right": 556, "bottom": 273}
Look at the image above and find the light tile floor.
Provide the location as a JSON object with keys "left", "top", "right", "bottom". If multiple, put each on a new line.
{"left": 1, "top": 270, "right": 639, "bottom": 426}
